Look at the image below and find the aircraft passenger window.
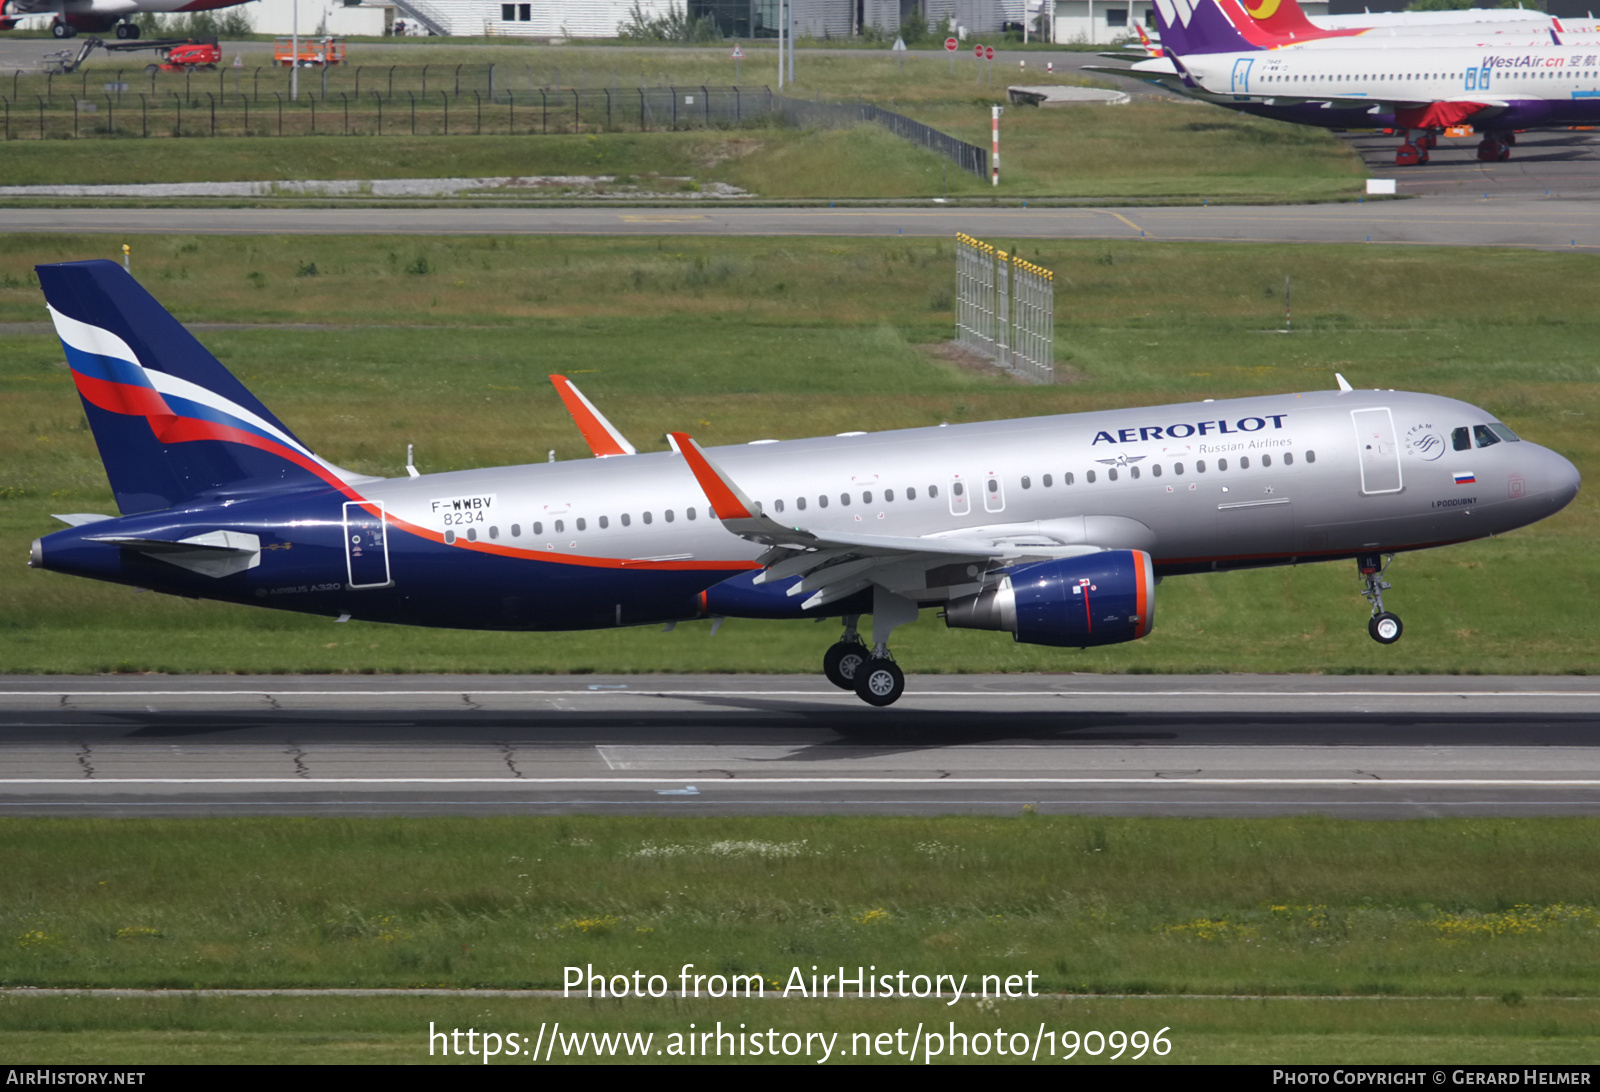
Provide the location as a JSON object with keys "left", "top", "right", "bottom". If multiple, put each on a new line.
{"left": 1283, "top": 453, "right": 1293, "bottom": 466}
{"left": 986, "top": 479, "right": 998, "bottom": 494}
{"left": 1261, "top": 455, "right": 1270, "bottom": 468}
{"left": 840, "top": 493, "right": 851, "bottom": 506}
{"left": 621, "top": 514, "right": 631, "bottom": 526}
{"left": 512, "top": 524, "right": 521, "bottom": 537}
{"left": 1108, "top": 468, "right": 1118, "bottom": 482}
{"left": 444, "top": 530, "right": 455, "bottom": 544}
{"left": 555, "top": 520, "right": 564, "bottom": 533}
{"left": 599, "top": 516, "right": 609, "bottom": 529}
{"left": 1064, "top": 472, "right": 1074, "bottom": 485}
{"left": 467, "top": 528, "right": 477, "bottom": 542}
{"left": 664, "top": 510, "right": 674, "bottom": 523}
{"left": 1021, "top": 476, "right": 1031, "bottom": 490}
{"left": 1086, "top": 470, "right": 1096, "bottom": 483}
{"left": 1130, "top": 466, "right": 1140, "bottom": 479}
{"left": 1473, "top": 424, "right": 1501, "bottom": 448}
{"left": 643, "top": 512, "right": 653, "bottom": 524}
{"left": 818, "top": 495, "right": 828, "bottom": 508}
{"left": 1151, "top": 464, "right": 1161, "bottom": 478}
{"left": 1218, "top": 459, "right": 1228, "bottom": 471}
{"left": 1196, "top": 460, "right": 1206, "bottom": 473}
{"left": 688, "top": 507, "right": 698, "bottom": 520}
{"left": 1174, "top": 463, "right": 1183, "bottom": 475}
{"left": 863, "top": 491, "right": 872, "bottom": 504}
{"left": 906, "top": 487, "right": 916, "bottom": 500}
{"left": 1306, "top": 451, "right": 1316, "bottom": 463}
{"left": 1042, "top": 474, "right": 1052, "bottom": 487}
{"left": 490, "top": 526, "right": 499, "bottom": 540}
{"left": 928, "top": 485, "right": 939, "bottom": 498}
{"left": 797, "top": 497, "right": 807, "bottom": 510}
{"left": 533, "top": 521, "right": 543, "bottom": 535}
{"left": 1240, "top": 457, "right": 1249, "bottom": 470}
{"left": 774, "top": 499, "right": 785, "bottom": 513}
{"left": 952, "top": 482, "right": 964, "bottom": 496}
{"left": 885, "top": 489, "right": 895, "bottom": 502}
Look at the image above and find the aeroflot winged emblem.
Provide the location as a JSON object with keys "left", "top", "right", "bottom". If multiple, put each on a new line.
{"left": 1096, "top": 454, "right": 1148, "bottom": 468}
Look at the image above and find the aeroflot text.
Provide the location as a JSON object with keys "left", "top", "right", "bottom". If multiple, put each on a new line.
{"left": 1091, "top": 415, "right": 1288, "bottom": 445}
{"left": 564, "top": 964, "right": 1039, "bottom": 1005}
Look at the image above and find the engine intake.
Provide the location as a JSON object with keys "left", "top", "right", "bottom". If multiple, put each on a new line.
{"left": 944, "top": 550, "right": 1155, "bottom": 647}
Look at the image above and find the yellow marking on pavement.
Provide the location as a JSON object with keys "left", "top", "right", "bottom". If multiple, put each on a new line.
{"left": 1098, "top": 210, "right": 1148, "bottom": 235}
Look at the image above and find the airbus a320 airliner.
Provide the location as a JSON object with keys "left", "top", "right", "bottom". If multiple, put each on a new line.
{"left": 28, "top": 261, "right": 1581, "bottom": 705}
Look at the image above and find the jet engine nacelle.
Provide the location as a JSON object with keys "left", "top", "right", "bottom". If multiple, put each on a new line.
{"left": 944, "top": 549, "right": 1156, "bottom": 647}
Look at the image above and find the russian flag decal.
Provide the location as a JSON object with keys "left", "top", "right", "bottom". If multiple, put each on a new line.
{"left": 1453, "top": 471, "right": 1476, "bottom": 485}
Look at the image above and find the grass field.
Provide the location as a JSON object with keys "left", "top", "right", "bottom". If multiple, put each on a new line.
{"left": 0, "top": 44, "right": 1368, "bottom": 202}
{"left": 0, "top": 232, "right": 1593, "bottom": 676}
{"left": 3, "top": 816, "right": 1599, "bottom": 1063}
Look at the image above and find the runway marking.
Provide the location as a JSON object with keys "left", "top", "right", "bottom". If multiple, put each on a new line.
{"left": 1098, "top": 210, "right": 1148, "bottom": 235}
{"left": 617, "top": 214, "right": 707, "bottom": 222}
{"left": 4, "top": 777, "right": 1600, "bottom": 786}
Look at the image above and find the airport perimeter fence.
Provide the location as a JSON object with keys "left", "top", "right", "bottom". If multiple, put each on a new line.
{"left": 956, "top": 232, "right": 1055, "bottom": 384}
{"left": 0, "top": 64, "right": 988, "bottom": 173}
{"left": 774, "top": 95, "right": 989, "bottom": 181}
{"left": 0, "top": 64, "right": 782, "bottom": 139}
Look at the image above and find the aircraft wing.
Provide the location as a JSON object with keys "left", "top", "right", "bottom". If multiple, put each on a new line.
{"left": 670, "top": 431, "right": 1148, "bottom": 608}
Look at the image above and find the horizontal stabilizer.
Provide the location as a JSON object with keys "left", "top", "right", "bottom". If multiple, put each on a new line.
{"left": 87, "top": 529, "right": 261, "bottom": 579}
{"left": 52, "top": 513, "right": 114, "bottom": 527}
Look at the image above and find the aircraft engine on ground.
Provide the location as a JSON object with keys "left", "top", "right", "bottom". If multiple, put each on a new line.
{"left": 944, "top": 549, "right": 1156, "bottom": 647}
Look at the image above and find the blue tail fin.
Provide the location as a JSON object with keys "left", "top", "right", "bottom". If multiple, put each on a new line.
{"left": 1152, "top": 0, "right": 1262, "bottom": 57}
{"left": 38, "top": 259, "right": 362, "bottom": 514}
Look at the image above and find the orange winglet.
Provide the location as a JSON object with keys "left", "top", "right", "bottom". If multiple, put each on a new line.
{"left": 668, "top": 432, "right": 753, "bottom": 521}
{"left": 550, "top": 375, "right": 635, "bottom": 457}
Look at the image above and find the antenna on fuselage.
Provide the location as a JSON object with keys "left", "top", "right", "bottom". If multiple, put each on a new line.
{"left": 1335, "top": 373, "right": 1354, "bottom": 392}
{"left": 405, "top": 443, "right": 419, "bottom": 478}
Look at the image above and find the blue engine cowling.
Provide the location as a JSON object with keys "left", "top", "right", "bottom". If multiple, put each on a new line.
{"left": 943, "top": 550, "right": 1155, "bottom": 648}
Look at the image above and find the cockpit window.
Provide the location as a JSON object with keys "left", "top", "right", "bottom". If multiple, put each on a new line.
{"left": 1473, "top": 424, "right": 1501, "bottom": 449}
{"left": 1451, "top": 427, "right": 1470, "bottom": 452}
{"left": 1487, "top": 422, "right": 1520, "bottom": 443}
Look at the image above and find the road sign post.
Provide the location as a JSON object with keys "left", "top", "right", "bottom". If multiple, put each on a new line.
{"left": 731, "top": 43, "right": 743, "bottom": 82}
{"left": 945, "top": 35, "right": 957, "bottom": 74}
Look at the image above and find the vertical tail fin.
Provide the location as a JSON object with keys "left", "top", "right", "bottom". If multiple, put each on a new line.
{"left": 1152, "top": 0, "right": 1263, "bottom": 57}
{"left": 38, "top": 259, "right": 368, "bottom": 514}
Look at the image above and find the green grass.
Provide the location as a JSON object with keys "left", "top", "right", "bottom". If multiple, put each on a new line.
{"left": 4, "top": 816, "right": 1600, "bottom": 998}
{"left": 0, "top": 233, "right": 1594, "bottom": 675}
{"left": 0, "top": 43, "right": 1367, "bottom": 201}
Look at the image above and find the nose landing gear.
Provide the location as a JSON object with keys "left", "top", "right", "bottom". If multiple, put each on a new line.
{"left": 1358, "top": 553, "right": 1403, "bottom": 645}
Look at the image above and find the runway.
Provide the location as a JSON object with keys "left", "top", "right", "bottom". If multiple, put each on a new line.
{"left": 2, "top": 674, "right": 1595, "bottom": 818}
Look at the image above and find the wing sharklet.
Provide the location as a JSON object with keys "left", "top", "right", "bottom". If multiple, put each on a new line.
{"left": 550, "top": 375, "right": 636, "bottom": 457}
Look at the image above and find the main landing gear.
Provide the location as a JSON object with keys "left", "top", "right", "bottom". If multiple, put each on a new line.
{"left": 1358, "top": 552, "right": 1403, "bottom": 645}
{"left": 820, "top": 590, "right": 919, "bottom": 707}
{"left": 1395, "top": 129, "right": 1432, "bottom": 167}
{"left": 1477, "top": 133, "right": 1513, "bottom": 162}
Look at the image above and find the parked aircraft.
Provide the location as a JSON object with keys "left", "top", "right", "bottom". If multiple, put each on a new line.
{"left": 29, "top": 261, "right": 1581, "bottom": 705}
{"left": 0, "top": 0, "right": 251, "bottom": 39}
{"left": 1149, "top": 0, "right": 1600, "bottom": 163}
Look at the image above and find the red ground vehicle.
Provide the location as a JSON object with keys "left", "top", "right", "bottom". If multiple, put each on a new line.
{"left": 141, "top": 37, "right": 221, "bottom": 73}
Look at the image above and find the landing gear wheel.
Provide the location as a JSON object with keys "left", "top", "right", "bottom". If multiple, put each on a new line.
{"left": 823, "top": 640, "right": 867, "bottom": 691}
{"left": 1368, "top": 612, "right": 1403, "bottom": 645}
{"left": 115, "top": 21, "right": 138, "bottom": 39}
{"left": 51, "top": 20, "right": 74, "bottom": 38}
{"left": 854, "top": 657, "right": 905, "bottom": 707}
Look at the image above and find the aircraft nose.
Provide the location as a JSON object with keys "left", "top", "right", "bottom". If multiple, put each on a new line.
{"left": 1537, "top": 445, "right": 1581, "bottom": 514}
